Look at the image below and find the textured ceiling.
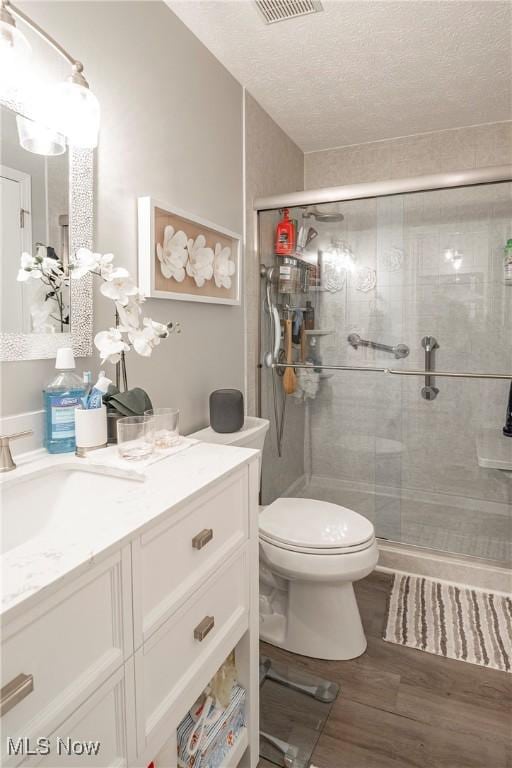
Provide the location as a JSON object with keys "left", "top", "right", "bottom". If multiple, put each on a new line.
{"left": 166, "top": 0, "right": 512, "bottom": 152}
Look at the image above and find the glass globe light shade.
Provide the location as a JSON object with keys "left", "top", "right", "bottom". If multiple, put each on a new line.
{"left": 0, "top": 17, "right": 31, "bottom": 64}
{"left": 49, "top": 78, "right": 100, "bottom": 148}
{"left": 0, "top": 18, "right": 32, "bottom": 100}
{"left": 16, "top": 114, "right": 66, "bottom": 156}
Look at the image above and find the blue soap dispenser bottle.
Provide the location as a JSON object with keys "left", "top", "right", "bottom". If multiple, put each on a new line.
{"left": 43, "top": 347, "right": 85, "bottom": 453}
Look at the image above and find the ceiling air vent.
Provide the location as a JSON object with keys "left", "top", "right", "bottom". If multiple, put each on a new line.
{"left": 255, "top": 0, "right": 323, "bottom": 24}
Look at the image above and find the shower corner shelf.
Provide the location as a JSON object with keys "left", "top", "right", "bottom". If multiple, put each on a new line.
{"left": 476, "top": 428, "right": 512, "bottom": 471}
{"left": 304, "top": 329, "right": 334, "bottom": 337}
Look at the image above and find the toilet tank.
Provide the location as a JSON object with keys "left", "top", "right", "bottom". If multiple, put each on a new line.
{"left": 190, "top": 417, "right": 269, "bottom": 451}
{"left": 190, "top": 417, "right": 269, "bottom": 479}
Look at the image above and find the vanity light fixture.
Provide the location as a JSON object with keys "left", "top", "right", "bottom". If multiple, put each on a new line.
{"left": 0, "top": 0, "right": 100, "bottom": 154}
{"left": 16, "top": 113, "right": 66, "bottom": 156}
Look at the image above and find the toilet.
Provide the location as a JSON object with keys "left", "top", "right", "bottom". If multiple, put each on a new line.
{"left": 190, "top": 417, "right": 378, "bottom": 661}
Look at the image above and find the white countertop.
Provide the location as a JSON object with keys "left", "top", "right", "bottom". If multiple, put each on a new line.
{"left": 476, "top": 428, "right": 512, "bottom": 471}
{"left": 0, "top": 442, "right": 258, "bottom": 622}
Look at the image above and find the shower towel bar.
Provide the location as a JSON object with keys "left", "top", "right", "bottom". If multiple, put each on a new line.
{"left": 272, "top": 363, "right": 512, "bottom": 380}
{"left": 389, "top": 369, "right": 512, "bottom": 380}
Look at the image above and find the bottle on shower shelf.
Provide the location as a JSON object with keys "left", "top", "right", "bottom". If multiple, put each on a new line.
{"left": 275, "top": 208, "right": 296, "bottom": 256}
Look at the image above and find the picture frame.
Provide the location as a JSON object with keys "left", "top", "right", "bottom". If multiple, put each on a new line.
{"left": 138, "top": 196, "right": 241, "bottom": 306}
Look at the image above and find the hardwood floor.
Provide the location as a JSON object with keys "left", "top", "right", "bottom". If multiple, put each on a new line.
{"left": 258, "top": 571, "right": 512, "bottom": 768}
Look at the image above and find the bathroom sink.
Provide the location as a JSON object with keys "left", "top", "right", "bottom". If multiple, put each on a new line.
{"left": 1, "top": 464, "right": 136, "bottom": 555}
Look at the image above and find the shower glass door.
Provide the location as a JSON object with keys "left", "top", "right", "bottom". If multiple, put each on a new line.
{"left": 258, "top": 181, "right": 512, "bottom": 567}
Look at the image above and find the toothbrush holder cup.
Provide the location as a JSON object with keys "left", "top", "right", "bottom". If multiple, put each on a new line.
{"left": 75, "top": 405, "right": 108, "bottom": 456}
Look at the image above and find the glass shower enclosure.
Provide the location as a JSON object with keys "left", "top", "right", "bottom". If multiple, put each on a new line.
{"left": 257, "top": 176, "right": 512, "bottom": 567}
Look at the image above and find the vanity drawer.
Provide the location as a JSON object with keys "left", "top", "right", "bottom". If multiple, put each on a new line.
{"left": 134, "top": 548, "right": 249, "bottom": 758}
{"left": 1, "top": 550, "right": 131, "bottom": 767}
{"left": 133, "top": 466, "right": 248, "bottom": 646}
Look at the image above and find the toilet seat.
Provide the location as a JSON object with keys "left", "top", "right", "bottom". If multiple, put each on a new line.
{"left": 259, "top": 497, "right": 375, "bottom": 555}
{"left": 259, "top": 532, "right": 375, "bottom": 555}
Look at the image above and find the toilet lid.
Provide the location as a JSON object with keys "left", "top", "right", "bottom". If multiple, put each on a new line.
{"left": 259, "top": 497, "right": 374, "bottom": 550}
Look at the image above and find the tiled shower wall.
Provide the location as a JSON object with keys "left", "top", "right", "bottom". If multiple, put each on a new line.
{"left": 304, "top": 122, "right": 512, "bottom": 189}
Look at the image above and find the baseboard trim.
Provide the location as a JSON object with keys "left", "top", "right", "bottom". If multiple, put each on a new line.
{"left": 377, "top": 540, "right": 511, "bottom": 595}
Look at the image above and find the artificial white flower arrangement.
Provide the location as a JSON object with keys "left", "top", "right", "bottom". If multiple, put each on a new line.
{"left": 157, "top": 225, "right": 236, "bottom": 289}
{"left": 18, "top": 246, "right": 179, "bottom": 365}
{"left": 68, "top": 248, "right": 179, "bottom": 364}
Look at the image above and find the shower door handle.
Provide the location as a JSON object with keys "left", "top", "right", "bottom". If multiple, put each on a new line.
{"left": 421, "top": 336, "right": 439, "bottom": 400}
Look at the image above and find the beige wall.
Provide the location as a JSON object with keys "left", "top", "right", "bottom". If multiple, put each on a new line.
{"left": 1, "top": 1, "right": 244, "bottom": 434}
{"left": 305, "top": 122, "right": 512, "bottom": 190}
{"left": 244, "top": 93, "right": 305, "bottom": 501}
{"left": 244, "top": 92, "right": 304, "bottom": 413}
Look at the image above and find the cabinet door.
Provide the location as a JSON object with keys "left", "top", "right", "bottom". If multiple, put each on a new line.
{"left": 1, "top": 549, "right": 132, "bottom": 767}
{"left": 17, "top": 663, "right": 135, "bottom": 768}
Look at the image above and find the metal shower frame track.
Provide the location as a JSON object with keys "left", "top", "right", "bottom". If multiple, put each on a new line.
{"left": 253, "top": 165, "right": 512, "bottom": 211}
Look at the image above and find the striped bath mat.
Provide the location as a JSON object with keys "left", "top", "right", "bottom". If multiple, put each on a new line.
{"left": 384, "top": 574, "right": 511, "bottom": 672}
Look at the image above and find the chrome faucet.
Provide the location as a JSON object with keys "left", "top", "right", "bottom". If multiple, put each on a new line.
{"left": 0, "top": 431, "right": 34, "bottom": 472}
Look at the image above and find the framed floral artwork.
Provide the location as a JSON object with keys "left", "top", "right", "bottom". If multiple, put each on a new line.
{"left": 138, "top": 197, "right": 241, "bottom": 305}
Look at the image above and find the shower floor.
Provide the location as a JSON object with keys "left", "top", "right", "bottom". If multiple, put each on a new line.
{"left": 283, "top": 475, "right": 511, "bottom": 566}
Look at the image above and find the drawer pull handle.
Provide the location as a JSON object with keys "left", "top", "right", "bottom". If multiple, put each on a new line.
{"left": 0, "top": 673, "right": 34, "bottom": 717}
{"left": 194, "top": 615, "right": 215, "bottom": 642}
{"left": 192, "top": 528, "right": 213, "bottom": 550}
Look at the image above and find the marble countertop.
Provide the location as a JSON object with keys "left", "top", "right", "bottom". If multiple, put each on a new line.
{"left": 476, "top": 428, "right": 512, "bottom": 471}
{"left": 0, "top": 442, "right": 258, "bottom": 622}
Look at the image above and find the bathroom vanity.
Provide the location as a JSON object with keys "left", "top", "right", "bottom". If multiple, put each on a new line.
{"left": 0, "top": 443, "right": 260, "bottom": 768}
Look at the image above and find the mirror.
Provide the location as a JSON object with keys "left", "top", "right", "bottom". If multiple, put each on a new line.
{"left": 0, "top": 3, "right": 96, "bottom": 361}
{"left": 1, "top": 106, "right": 93, "bottom": 358}
{"left": 1, "top": 104, "right": 70, "bottom": 335}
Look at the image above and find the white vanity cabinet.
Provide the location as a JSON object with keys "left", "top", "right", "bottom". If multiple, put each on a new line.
{"left": 0, "top": 447, "right": 260, "bottom": 768}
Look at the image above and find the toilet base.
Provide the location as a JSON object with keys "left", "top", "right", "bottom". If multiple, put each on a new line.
{"left": 260, "top": 580, "right": 367, "bottom": 661}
